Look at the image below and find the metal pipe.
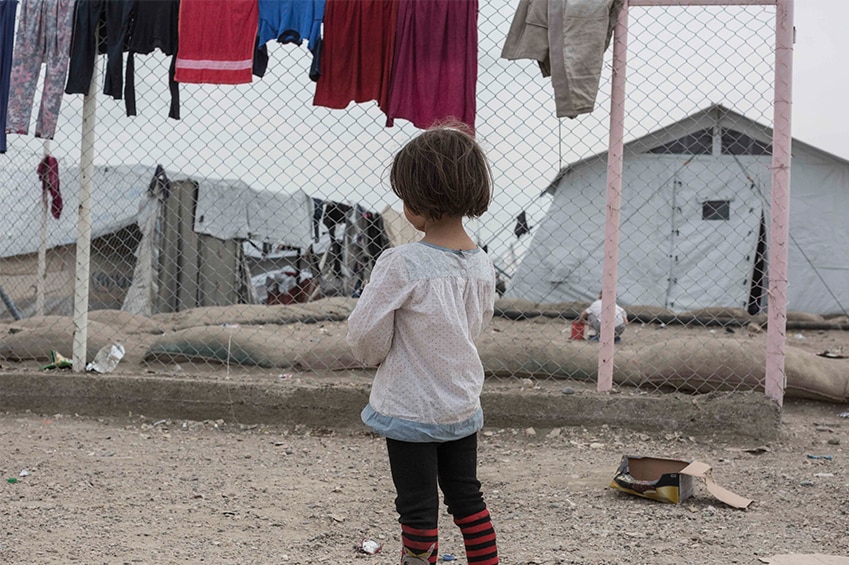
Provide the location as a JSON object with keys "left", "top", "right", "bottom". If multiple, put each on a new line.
{"left": 597, "top": 3, "right": 630, "bottom": 393}
{"left": 764, "top": 0, "right": 794, "bottom": 406}
{"left": 73, "top": 65, "right": 98, "bottom": 371}
{"left": 629, "top": 0, "right": 776, "bottom": 6}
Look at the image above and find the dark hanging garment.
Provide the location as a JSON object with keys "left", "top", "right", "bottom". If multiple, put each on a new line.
{"left": 0, "top": 0, "right": 18, "bottom": 153}
{"left": 514, "top": 211, "right": 531, "bottom": 238}
{"left": 65, "top": 0, "right": 136, "bottom": 99}
{"left": 364, "top": 212, "right": 390, "bottom": 258}
{"left": 126, "top": 0, "right": 180, "bottom": 119}
{"left": 128, "top": 0, "right": 178, "bottom": 55}
{"left": 322, "top": 201, "right": 352, "bottom": 237}
{"left": 37, "top": 155, "right": 63, "bottom": 219}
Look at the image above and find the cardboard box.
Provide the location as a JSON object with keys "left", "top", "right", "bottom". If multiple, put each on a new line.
{"left": 609, "top": 455, "right": 752, "bottom": 509}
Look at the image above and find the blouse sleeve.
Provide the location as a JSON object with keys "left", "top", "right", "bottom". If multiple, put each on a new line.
{"left": 346, "top": 248, "right": 412, "bottom": 366}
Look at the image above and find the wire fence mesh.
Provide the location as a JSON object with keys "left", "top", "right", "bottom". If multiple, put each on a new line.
{"left": 2, "top": 1, "right": 833, "bottom": 403}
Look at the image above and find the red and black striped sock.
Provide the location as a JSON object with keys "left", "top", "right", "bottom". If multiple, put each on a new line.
{"left": 401, "top": 524, "right": 438, "bottom": 564}
{"left": 454, "top": 509, "right": 498, "bottom": 565}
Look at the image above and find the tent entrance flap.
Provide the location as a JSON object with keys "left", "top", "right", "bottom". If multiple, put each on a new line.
{"left": 664, "top": 158, "right": 763, "bottom": 312}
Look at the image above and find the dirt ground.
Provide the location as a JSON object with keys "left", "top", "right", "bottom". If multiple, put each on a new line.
{"left": 0, "top": 398, "right": 847, "bottom": 565}
{"left": 1, "top": 308, "right": 848, "bottom": 564}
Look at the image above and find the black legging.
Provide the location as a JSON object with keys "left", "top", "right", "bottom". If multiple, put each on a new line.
{"left": 386, "top": 433, "right": 486, "bottom": 529}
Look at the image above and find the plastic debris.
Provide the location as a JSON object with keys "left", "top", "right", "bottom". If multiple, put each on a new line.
{"left": 6, "top": 478, "right": 17, "bottom": 484}
{"left": 816, "top": 347, "right": 846, "bottom": 359}
{"left": 85, "top": 343, "right": 125, "bottom": 373}
{"left": 442, "top": 555, "right": 457, "bottom": 562}
{"left": 357, "top": 538, "right": 383, "bottom": 555}
{"left": 19, "top": 469, "right": 31, "bottom": 477}
{"left": 838, "top": 412, "right": 849, "bottom": 419}
{"left": 806, "top": 455, "right": 833, "bottom": 461}
{"left": 41, "top": 349, "right": 72, "bottom": 370}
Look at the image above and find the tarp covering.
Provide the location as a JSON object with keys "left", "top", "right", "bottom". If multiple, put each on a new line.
{"left": 0, "top": 164, "right": 157, "bottom": 258}
{"left": 193, "top": 180, "right": 315, "bottom": 250}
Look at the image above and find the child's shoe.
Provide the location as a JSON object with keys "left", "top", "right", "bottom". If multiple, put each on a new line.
{"left": 401, "top": 545, "right": 434, "bottom": 565}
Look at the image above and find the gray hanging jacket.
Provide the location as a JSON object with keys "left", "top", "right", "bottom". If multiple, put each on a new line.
{"left": 501, "top": 0, "right": 624, "bottom": 118}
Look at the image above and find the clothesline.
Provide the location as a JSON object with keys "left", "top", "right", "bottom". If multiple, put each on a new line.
{"left": 1, "top": 0, "right": 619, "bottom": 154}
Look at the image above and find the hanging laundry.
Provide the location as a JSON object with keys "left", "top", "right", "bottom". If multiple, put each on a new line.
{"left": 175, "top": 0, "right": 258, "bottom": 85}
{"left": 501, "top": 0, "right": 624, "bottom": 119}
{"left": 514, "top": 211, "right": 531, "bottom": 238}
{"left": 37, "top": 154, "right": 62, "bottom": 219}
{"left": 257, "top": 0, "right": 324, "bottom": 51}
{"left": 386, "top": 0, "right": 478, "bottom": 131}
{"left": 126, "top": 0, "right": 180, "bottom": 119}
{"left": 500, "top": 0, "right": 550, "bottom": 76}
{"left": 313, "top": 0, "right": 398, "bottom": 112}
{"left": 65, "top": 0, "right": 137, "bottom": 102}
{"left": 256, "top": 0, "right": 324, "bottom": 82}
{"left": 6, "top": 0, "right": 74, "bottom": 140}
{"left": 0, "top": 0, "right": 17, "bottom": 153}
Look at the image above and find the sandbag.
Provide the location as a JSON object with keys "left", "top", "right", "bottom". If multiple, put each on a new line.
{"left": 88, "top": 309, "right": 165, "bottom": 334}
{"left": 144, "top": 325, "right": 297, "bottom": 368}
{"left": 631, "top": 338, "right": 849, "bottom": 402}
{"left": 294, "top": 333, "right": 366, "bottom": 371}
{"left": 478, "top": 337, "right": 641, "bottom": 383}
{"left": 153, "top": 297, "right": 357, "bottom": 332}
{"left": 0, "top": 317, "right": 116, "bottom": 362}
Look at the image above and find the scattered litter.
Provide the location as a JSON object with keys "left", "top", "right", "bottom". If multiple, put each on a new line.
{"left": 799, "top": 480, "right": 815, "bottom": 487}
{"left": 6, "top": 478, "right": 17, "bottom": 484}
{"left": 41, "top": 349, "right": 72, "bottom": 370}
{"left": 279, "top": 373, "right": 294, "bottom": 380}
{"left": 357, "top": 538, "right": 382, "bottom": 555}
{"left": 561, "top": 386, "right": 575, "bottom": 395}
{"left": 816, "top": 347, "right": 846, "bottom": 359}
{"left": 222, "top": 323, "right": 241, "bottom": 328}
{"left": 609, "top": 455, "right": 752, "bottom": 508}
{"left": 806, "top": 455, "right": 833, "bottom": 461}
{"left": 441, "top": 555, "right": 456, "bottom": 562}
{"left": 19, "top": 469, "right": 31, "bottom": 477}
{"left": 813, "top": 473, "right": 834, "bottom": 478}
{"left": 793, "top": 334, "right": 806, "bottom": 340}
{"left": 838, "top": 412, "right": 849, "bottom": 419}
{"left": 85, "top": 343, "right": 125, "bottom": 373}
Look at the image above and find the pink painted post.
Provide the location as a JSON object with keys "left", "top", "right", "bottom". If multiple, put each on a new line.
{"left": 597, "top": 3, "right": 630, "bottom": 393}
{"left": 764, "top": 0, "right": 794, "bottom": 406}
{"left": 630, "top": 0, "right": 774, "bottom": 5}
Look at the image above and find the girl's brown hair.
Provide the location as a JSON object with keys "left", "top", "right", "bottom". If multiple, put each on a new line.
{"left": 390, "top": 122, "right": 492, "bottom": 220}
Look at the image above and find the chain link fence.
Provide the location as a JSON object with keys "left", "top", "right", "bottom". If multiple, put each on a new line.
{"left": 4, "top": 1, "right": 841, "bottom": 404}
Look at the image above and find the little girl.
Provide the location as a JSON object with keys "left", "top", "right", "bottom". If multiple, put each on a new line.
{"left": 347, "top": 124, "right": 499, "bottom": 565}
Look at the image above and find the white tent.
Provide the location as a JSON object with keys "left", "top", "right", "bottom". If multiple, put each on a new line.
{"left": 508, "top": 105, "right": 849, "bottom": 316}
